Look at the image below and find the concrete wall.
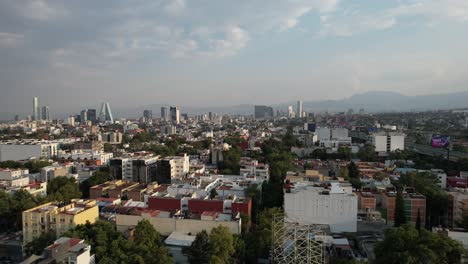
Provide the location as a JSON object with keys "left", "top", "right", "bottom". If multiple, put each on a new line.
{"left": 0, "top": 144, "right": 41, "bottom": 161}
{"left": 115, "top": 214, "right": 241, "bottom": 236}
{"left": 285, "top": 189, "right": 357, "bottom": 233}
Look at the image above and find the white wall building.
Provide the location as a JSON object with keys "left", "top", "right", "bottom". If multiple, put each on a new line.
{"left": 239, "top": 157, "right": 269, "bottom": 181}
{"left": 0, "top": 140, "right": 58, "bottom": 161}
{"left": 372, "top": 132, "right": 405, "bottom": 152}
{"left": 284, "top": 182, "right": 357, "bottom": 233}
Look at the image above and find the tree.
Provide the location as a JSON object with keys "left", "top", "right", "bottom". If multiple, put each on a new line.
{"left": 80, "top": 168, "right": 110, "bottom": 198}
{"left": 184, "top": 230, "right": 212, "bottom": 264}
{"left": 348, "top": 162, "right": 362, "bottom": 189}
{"left": 209, "top": 188, "right": 218, "bottom": 200}
{"left": 394, "top": 188, "right": 406, "bottom": 227}
{"left": 0, "top": 190, "right": 41, "bottom": 232}
{"left": 209, "top": 226, "right": 235, "bottom": 264}
{"left": 24, "top": 232, "right": 56, "bottom": 256}
{"left": 358, "top": 144, "right": 376, "bottom": 162}
{"left": 338, "top": 146, "right": 352, "bottom": 160}
{"left": 46, "top": 176, "right": 81, "bottom": 203}
{"left": 132, "top": 220, "right": 172, "bottom": 264}
{"left": 375, "top": 224, "right": 465, "bottom": 264}
{"left": 103, "top": 143, "right": 113, "bottom": 152}
{"left": 416, "top": 208, "right": 421, "bottom": 231}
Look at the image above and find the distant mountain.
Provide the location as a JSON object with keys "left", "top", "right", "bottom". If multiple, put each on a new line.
{"left": 300, "top": 91, "right": 468, "bottom": 113}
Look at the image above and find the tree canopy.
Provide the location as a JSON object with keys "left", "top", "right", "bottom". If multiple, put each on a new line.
{"left": 375, "top": 224, "right": 465, "bottom": 264}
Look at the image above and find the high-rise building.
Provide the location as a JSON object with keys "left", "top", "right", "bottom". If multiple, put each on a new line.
{"left": 87, "top": 109, "right": 97, "bottom": 124}
{"left": 33, "top": 97, "right": 40, "bottom": 121}
{"left": 161, "top": 107, "right": 168, "bottom": 122}
{"left": 297, "top": 100, "right": 303, "bottom": 118}
{"left": 254, "top": 105, "right": 274, "bottom": 119}
{"left": 170, "top": 106, "right": 180, "bottom": 124}
{"left": 287, "top": 105, "right": 294, "bottom": 118}
{"left": 41, "top": 106, "right": 50, "bottom": 121}
{"left": 143, "top": 110, "right": 152, "bottom": 123}
{"left": 99, "top": 102, "right": 114, "bottom": 124}
{"left": 80, "top": 109, "right": 88, "bottom": 123}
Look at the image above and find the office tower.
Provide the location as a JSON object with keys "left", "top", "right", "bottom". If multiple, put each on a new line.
{"left": 87, "top": 109, "right": 97, "bottom": 124}
{"left": 297, "top": 100, "right": 303, "bottom": 118}
{"left": 143, "top": 110, "right": 152, "bottom": 122}
{"left": 254, "top": 105, "right": 274, "bottom": 119}
{"left": 288, "top": 105, "right": 294, "bottom": 118}
{"left": 170, "top": 106, "right": 180, "bottom": 124}
{"left": 80, "top": 109, "right": 88, "bottom": 123}
{"left": 33, "top": 97, "right": 40, "bottom": 121}
{"left": 99, "top": 102, "right": 114, "bottom": 124}
{"left": 14, "top": 115, "right": 19, "bottom": 121}
{"left": 161, "top": 107, "right": 168, "bottom": 122}
{"left": 41, "top": 106, "right": 50, "bottom": 121}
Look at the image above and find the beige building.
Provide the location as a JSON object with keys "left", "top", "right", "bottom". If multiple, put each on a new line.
{"left": 22, "top": 199, "right": 99, "bottom": 244}
{"left": 115, "top": 210, "right": 241, "bottom": 236}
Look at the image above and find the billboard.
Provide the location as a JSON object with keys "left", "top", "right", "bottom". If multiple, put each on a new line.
{"left": 307, "top": 123, "right": 316, "bottom": 132}
{"left": 431, "top": 136, "right": 450, "bottom": 148}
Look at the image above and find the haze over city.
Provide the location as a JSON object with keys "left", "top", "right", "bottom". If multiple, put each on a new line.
{"left": 1, "top": 0, "right": 468, "bottom": 116}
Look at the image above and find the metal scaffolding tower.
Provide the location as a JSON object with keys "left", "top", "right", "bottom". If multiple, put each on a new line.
{"left": 272, "top": 213, "right": 325, "bottom": 264}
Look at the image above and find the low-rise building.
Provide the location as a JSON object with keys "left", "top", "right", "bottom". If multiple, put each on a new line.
{"left": 240, "top": 157, "right": 269, "bottom": 181}
{"left": 21, "top": 237, "right": 94, "bottom": 264}
{"left": 284, "top": 182, "right": 357, "bottom": 233}
{"left": 89, "top": 180, "right": 139, "bottom": 199}
{"left": 0, "top": 140, "right": 59, "bottom": 161}
{"left": 381, "top": 190, "right": 426, "bottom": 225}
{"left": 22, "top": 199, "right": 99, "bottom": 244}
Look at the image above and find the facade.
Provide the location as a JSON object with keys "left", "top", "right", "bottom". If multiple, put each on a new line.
{"left": 381, "top": 191, "right": 426, "bottom": 225}
{"left": 357, "top": 192, "right": 377, "bottom": 211}
{"left": 161, "top": 107, "right": 169, "bottom": 122}
{"left": 40, "top": 164, "right": 73, "bottom": 182}
{"left": 132, "top": 156, "right": 158, "bottom": 183}
{"left": 89, "top": 180, "right": 139, "bottom": 199}
{"left": 100, "top": 131, "right": 122, "bottom": 144}
{"left": 22, "top": 199, "right": 99, "bottom": 244}
{"left": 33, "top": 97, "right": 40, "bottom": 121}
{"left": 284, "top": 182, "right": 357, "bottom": 232}
{"left": 297, "top": 100, "right": 303, "bottom": 118}
{"left": 58, "top": 149, "right": 113, "bottom": 166}
{"left": 170, "top": 106, "right": 180, "bottom": 124}
{"left": 448, "top": 191, "right": 468, "bottom": 228}
{"left": 0, "top": 168, "right": 30, "bottom": 187}
{"left": 372, "top": 132, "right": 405, "bottom": 152}
{"left": 254, "top": 105, "right": 274, "bottom": 119}
{"left": 41, "top": 106, "right": 50, "bottom": 121}
{"left": 143, "top": 110, "right": 153, "bottom": 123}
{"left": 86, "top": 109, "right": 97, "bottom": 124}
{"left": 156, "top": 154, "right": 189, "bottom": 183}
{"left": 0, "top": 140, "right": 59, "bottom": 161}
{"left": 98, "top": 102, "right": 114, "bottom": 124}
{"left": 80, "top": 109, "right": 88, "bottom": 123}
{"left": 239, "top": 157, "right": 269, "bottom": 181}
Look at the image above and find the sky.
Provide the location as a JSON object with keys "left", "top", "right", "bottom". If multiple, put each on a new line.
{"left": 1, "top": 0, "right": 468, "bottom": 116}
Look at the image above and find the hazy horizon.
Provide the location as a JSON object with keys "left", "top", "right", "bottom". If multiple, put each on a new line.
{"left": 1, "top": 1, "right": 468, "bottom": 115}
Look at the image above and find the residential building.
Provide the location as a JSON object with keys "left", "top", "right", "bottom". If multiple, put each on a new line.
{"left": 22, "top": 199, "right": 99, "bottom": 244}
{"left": 0, "top": 168, "right": 30, "bottom": 187}
{"left": 372, "top": 132, "right": 405, "bottom": 152}
{"left": 89, "top": 180, "right": 139, "bottom": 199}
{"left": 40, "top": 164, "right": 73, "bottom": 182}
{"left": 381, "top": 190, "right": 426, "bottom": 225}
{"left": 132, "top": 156, "right": 158, "bottom": 183}
{"left": 156, "top": 154, "right": 189, "bottom": 183}
{"left": 239, "top": 157, "right": 269, "bottom": 180}
{"left": 448, "top": 190, "right": 468, "bottom": 228}
{"left": 161, "top": 107, "right": 169, "bottom": 122}
{"left": 22, "top": 237, "right": 94, "bottom": 264}
{"left": 100, "top": 131, "right": 122, "bottom": 144}
{"left": 0, "top": 140, "right": 59, "bottom": 161}
{"left": 357, "top": 192, "right": 377, "bottom": 211}
{"left": 284, "top": 182, "right": 357, "bottom": 232}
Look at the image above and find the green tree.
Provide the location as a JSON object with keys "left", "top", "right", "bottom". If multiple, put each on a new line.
{"left": 184, "top": 230, "right": 212, "bottom": 264}
{"left": 132, "top": 220, "right": 172, "bottom": 264}
{"left": 348, "top": 162, "right": 362, "bottom": 189}
{"left": 338, "top": 146, "right": 352, "bottom": 160}
{"left": 358, "top": 144, "right": 376, "bottom": 162}
{"left": 103, "top": 143, "right": 113, "bottom": 152}
{"left": 24, "top": 160, "right": 52, "bottom": 173}
{"left": 80, "top": 168, "right": 110, "bottom": 198}
{"left": 24, "top": 232, "right": 56, "bottom": 256}
{"left": 218, "top": 146, "right": 242, "bottom": 175}
{"left": 46, "top": 176, "right": 81, "bottom": 203}
{"left": 0, "top": 190, "right": 41, "bottom": 232}
{"left": 375, "top": 224, "right": 465, "bottom": 264}
{"left": 209, "top": 226, "right": 235, "bottom": 264}
{"left": 394, "top": 189, "right": 407, "bottom": 227}
{"left": 209, "top": 188, "right": 218, "bottom": 200}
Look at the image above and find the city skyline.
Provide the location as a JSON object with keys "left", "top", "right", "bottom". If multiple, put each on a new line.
{"left": 1, "top": 1, "right": 468, "bottom": 115}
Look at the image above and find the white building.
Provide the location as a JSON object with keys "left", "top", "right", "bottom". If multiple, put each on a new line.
{"left": 431, "top": 169, "right": 447, "bottom": 189}
{"left": 0, "top": 168, "right": 30, "bottom": 187}
{"left": 372, "top": 132, "right": 405, "bottom": 152}
{"left": 58, "top": 149, "right": 113, "bottom": 165}
{"left": 239, "top": 157, "right": 269, "bottom": 181}
{"left": 164, "top": 154, "right": 190, "bottom": 179}
{"left": 0, "top": 140, "right": 59, "bottom": 161}
{"left": 284, "top": 182, "right": 357, "bottom": 233}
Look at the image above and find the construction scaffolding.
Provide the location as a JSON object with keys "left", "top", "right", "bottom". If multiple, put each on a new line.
{"left": 272, "top": 213, "right": 325, "bottom": 264}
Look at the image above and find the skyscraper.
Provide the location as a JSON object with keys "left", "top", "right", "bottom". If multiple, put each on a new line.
{"left": 99, "top": 102, "right": 114, "bottom": 124}
{"left": 161, "top": 107, "right": 168, "bottom": 122}
{"left": 41, "top": 106, "right": 50, "bottom": 121}
{"left": 80, "top": 109, "right": 88, "bottom": 123}
{"left": 170, "top": 106, "right": 180, "bottom": 124}
{"left": 143, "top": 110, "right": 152, "bottom": 123}
{"left": 87, "top": 109, "right": 97, "bottom": 124}
{"left": 33, "top": 97, "right": 40, "bottom": 121}
{"left": 297, "top": 100, "right": 303, "bottom": 118}
{"left": 254, "top": 105, "right": 274, "bottom": 119}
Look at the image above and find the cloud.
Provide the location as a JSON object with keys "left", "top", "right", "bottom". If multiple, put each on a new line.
{"left": 0, "top": 32, "right": 23, "bottom": 47}
{"left": 320, "top": 0, "right": 468, "bottom": 37}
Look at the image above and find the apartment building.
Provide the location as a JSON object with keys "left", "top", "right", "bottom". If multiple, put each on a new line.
{"left": 0, "top": 140, "right": 59, "bottom": 161}
{"left": 22, "top": 199, "right": 99, "bottom": 244}
{"left": 381, "top": 190, "right": 426, "bottom": 225}
{"left": 239, "top": 157, "right": 269, "bottom": 181}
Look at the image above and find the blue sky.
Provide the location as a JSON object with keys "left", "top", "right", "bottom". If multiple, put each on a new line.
{"left": 0, "top": 0, "right": 468, "bottom": 114}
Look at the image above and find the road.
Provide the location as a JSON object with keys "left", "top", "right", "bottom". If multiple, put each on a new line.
{"left": 406, "top": 143, "right": 468, "bottom": 162}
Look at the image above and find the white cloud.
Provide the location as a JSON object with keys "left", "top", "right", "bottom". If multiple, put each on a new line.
{"left": 0, "top": 32, "right": 24, "bottom": 47}
{"left": 320, "top": 0, "right": 468, "bottom": 37}
{"left": 18, "top": 0, "right": 67, "bottom": 20}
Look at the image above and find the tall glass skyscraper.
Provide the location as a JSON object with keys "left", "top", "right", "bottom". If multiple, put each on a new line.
{"left": 33, "top": 97, "right": 40, "bottom": 121}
